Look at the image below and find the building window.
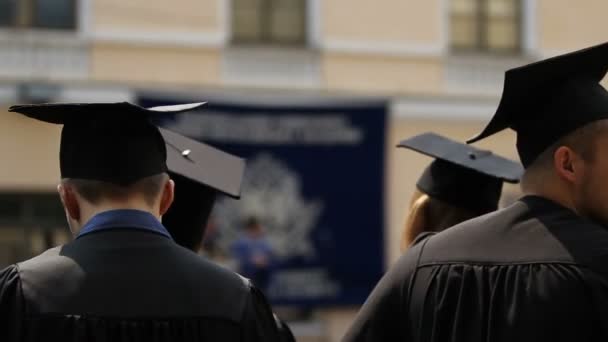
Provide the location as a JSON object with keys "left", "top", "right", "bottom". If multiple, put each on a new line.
{"left": 0, "top": 193, "right": 66, "bottom": 225}
{"left": 232, "top": 0, "right": 307, "bottom": 46}
{"left": 450, "top": 0, "right": 521, "bottom": 53}
{"left": 0, "top": 192, "right": 69, "bottom": 267}
{"left": 0, "top": 0, "right": 77, "bottom": 30}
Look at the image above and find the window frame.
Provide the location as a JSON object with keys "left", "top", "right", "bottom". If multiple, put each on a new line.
{"left": 0, "top": 192, "right": 71, "bottom": 268}
{"left": 449, "top": 0, "right": 523, "bottom": 55}
{"left": 230, "top": 0, "right": 308, "bottom": 47}
{"left": 0, "top": 0, "right": 78, "bottom": 31}
{"left": 0, "top": 192, "right": 66, "bottom": 226}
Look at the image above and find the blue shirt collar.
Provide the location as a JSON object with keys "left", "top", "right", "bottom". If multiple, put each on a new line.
{"left": 77, "top": 209, "right": 172, "bottom": 240}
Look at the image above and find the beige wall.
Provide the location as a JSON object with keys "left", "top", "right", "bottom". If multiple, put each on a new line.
{"left": 538, "top": 0, "right": 608, "bottom": 52}
{"left": 93, "top": 0, "right": 222, "bottom": 32}
{"left": 0, "top": 109, "right": 61, "bottom": 190}
{"left": 322, "top": 54, "right": 443, "bottom": 95}
{"left": 322, "top": 0, "right": 442, "bottom": 44}
{"left": 386, "top": 118, "right": 519, "bottom": 263}
{"left": 91, "top": 44, "right": 221, "bottom": 86}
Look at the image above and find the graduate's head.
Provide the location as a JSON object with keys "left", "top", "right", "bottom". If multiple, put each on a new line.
{"left": 9, "top": 102, "right": 207, "bottom": 234}
{"left": 520, "top": 120, "right": 608, "bottom": 226}
{"left": 160, "top": 127, "right": 245, "bottom": 252}
{"left": 58, "top": 173, "right": 175, "bottom": 233}
{"left": 468, "top": 42, "right": 608, "bottom": 226}
{"left": 397, "top": 133, "right": 523, "bottom": 251}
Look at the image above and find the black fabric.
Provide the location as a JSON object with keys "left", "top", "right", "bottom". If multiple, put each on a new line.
{"left": 468, "top": 42, "right": 608, "bottom": 167}
{"left": 416, "top": 159, "right": 503, "bottom": 212}
{"left": 276, "top": 316, "right": 296, "bottom": 342}
{"left": 343, "top": 196, "right": 608, "bottom": 341}
{"left": 0, "top": 230, "right": 281, "bottom": 341}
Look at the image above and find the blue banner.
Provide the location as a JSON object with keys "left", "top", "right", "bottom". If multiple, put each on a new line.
{"left": 140, "top": 94, "right": 387, "bottom": 307}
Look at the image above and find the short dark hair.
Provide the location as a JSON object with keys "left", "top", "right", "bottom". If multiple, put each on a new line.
{"left": 245, "top": 217, "right": 260, "bottom": 230}
{"left": 522, "top": 120, "right": 608, "bottom": 189}
{"left": 65, "top": 173, "right": 168, "bottom": 206}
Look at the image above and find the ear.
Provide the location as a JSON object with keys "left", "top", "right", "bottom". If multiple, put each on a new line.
{"left": 553, "top": 146, "right": 583, "bottom": 184}
{"left": 159, "top": 178, "right": 175, "bottom": 216}
{"left": 58, "top": 182, "right": 81, "bottom": 221}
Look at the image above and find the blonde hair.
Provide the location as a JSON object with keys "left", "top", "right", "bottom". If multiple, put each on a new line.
{"left": 400, "top": 190, "right": 487, "bottom": 252}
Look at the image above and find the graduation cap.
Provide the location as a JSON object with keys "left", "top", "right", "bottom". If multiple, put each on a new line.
{"left": 398, "top": 132, "right": 523, "bottom": 213}
{"left": 468, "top": 42, "right": 608, "bottom": 167}
{"left": 9, "top": 102, "right": 205, "bottom": 186}
{"left": 161, "top": 128, "right": 244, "bottom": 198}
{"left": 160, "top": 128, "right": 245, "bottom": 251}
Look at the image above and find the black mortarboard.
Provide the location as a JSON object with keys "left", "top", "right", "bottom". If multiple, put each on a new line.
{"left": 161, "top": 128, "right": 245, "bottom": 198}
{"left": 160, "top": 128, "right": 245, "bottom": 250}
{"left": 398, "top": 132, "right": 523, "bottom": 212}
{"left": 467, "top": 42, "right": 608, "bottom": 167}
{"left": 9, "top": 102, "right": 205, "bottom": 185}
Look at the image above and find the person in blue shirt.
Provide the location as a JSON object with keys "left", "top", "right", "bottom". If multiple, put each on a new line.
{"left": 160, "top": 129, "right": 294, "bottom": 342}
{"left": 232, "top": 217, "right": 276, "bottom": 291}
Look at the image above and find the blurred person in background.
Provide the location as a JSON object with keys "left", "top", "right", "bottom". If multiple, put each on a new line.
{"left": 232, "top": 217, "right": 276, "bottom": 292}
{"left": 0, "top": 102, "right": 281, "bottom": 341}
{"left": 397, "top": 133, "right": 522, "bottom": 252}
{"left": 161, "top": 128, "right": 295, "bottom": 342}
{"left": 344, "top": 42, "right": 608, "bottom": 341}
{"left": 201, "top": 217, "right": 222, "bottom": 258}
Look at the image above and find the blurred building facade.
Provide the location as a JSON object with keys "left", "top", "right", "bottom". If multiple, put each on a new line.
{"left": 0, "top": 0, "right": 607, "bottom": 340}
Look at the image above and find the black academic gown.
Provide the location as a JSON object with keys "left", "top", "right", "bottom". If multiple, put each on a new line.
{"left": 0, "top": 229, "right": 282, "bottom": 341}
{"left": 344, "top": 196, "right": 608, "bottom": 341}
